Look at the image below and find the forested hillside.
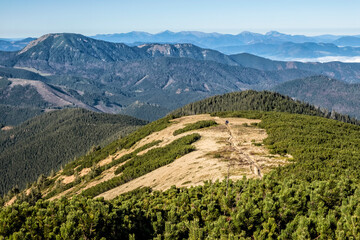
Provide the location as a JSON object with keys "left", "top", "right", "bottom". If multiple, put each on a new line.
{"left": 172, "top": 90, "right": 359, "bottom": 125}
{"left": 0, "top": 66, "right": 47, "bottom": 81}
{"left": 0, "top": 104, "right": 43, "bottom": 126}
{"left": 0, "top": 78, "right": 52, "bottom": 109}
{"left": 0, "top": 108, "right": 146, "bottom": 195}
{"left": 0, "top": 71, "right": 100, "bottom": 125}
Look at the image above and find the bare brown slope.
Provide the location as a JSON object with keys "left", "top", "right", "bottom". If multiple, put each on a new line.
{"left": 95, "top": 115, "right": 290, "bottom": 200}
{"left": 9, "top": 78, "right": 98, "bottom": 111}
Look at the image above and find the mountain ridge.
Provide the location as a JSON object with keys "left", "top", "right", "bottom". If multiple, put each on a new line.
{"left": 2, "top": 33, "right": 360, "bottom": 123}
{"left": 92, "top": 30, "right": 360, "bottom": 59}
{"left": 92, "top": 30, "right": 348, "bottom": 46}
{"left": 4, "top": 33, "right": 360, "bottom": 83}
{"left": 3, "top": 31, "right": 360, "bottom": 61}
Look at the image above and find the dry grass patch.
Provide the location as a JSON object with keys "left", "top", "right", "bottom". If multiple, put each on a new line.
{"left": 97, "top": 115, "right": 291, "bottom": 200}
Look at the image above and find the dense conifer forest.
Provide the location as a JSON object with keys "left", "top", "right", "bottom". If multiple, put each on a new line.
{"left": 0, "top": 108, "right": 146, "bottom": 195}
{"left": 172, "top": 90, "right": 359, "bottom": 125}
{"left": 0, "top": 104, "right": 43, "bottom": 126}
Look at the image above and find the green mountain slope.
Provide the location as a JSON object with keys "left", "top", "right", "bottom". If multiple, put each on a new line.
{"left": 0, "top": 68, "right": 102, "bottom": 125}
{"left": 0, "top": 108, "right": 146, "bottom": 195}
{"left": 0, "top": 77, "right": 52, "bottom": 109}
{"left": 0, "top": 76, "right": 44, "bottom": 125}
{"left": 2, "top": 109, "right": 360, "bottom": 238}
{"left": 0, "top": 66, "right": 47, "bottom": 81}
{"left": 273, "top": 75, "right": 360, "bottom": 119}
{"left": 105, "top": 58, "right": 312, "bottom": 110}
{"left": 0, "top": 77, "right": 99, "bottom": 111}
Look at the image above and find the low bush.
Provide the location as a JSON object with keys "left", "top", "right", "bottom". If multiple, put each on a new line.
{"left": 173, "top": 120, "right": 217, "bottom": 136}
{"left": 82, "top": 134, "right": 200, "bottom": 198}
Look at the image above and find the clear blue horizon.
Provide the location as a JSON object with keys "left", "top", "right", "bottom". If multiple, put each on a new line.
{"left": 1, "top": 0, "right": 359, "bottom": 38}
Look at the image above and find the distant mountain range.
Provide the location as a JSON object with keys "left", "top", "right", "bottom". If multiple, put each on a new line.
{"left": 1, "top": 33, "right": 360, "bottom": 123}
{"left": 1, "top": 31, "right": 360, "bottom": 60}
{"left": 217, "top": 42, "right": 360, "bottom": 59}
{"left": 333, "top": 36, "right": 360, "bottom": 47}
{"left": 0, "top": 38, "right": 36, "bottom": 51}
{"left": 230, "top": 53, "right": 360, "bottom": 83}
{"left": 92, "top": 30, "right": 360, "bottom": 60}
{"left": 92, "top": 30, "right": 356, "bottom": 47}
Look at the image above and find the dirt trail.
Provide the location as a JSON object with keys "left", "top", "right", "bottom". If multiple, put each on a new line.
{"left": 226, "top": 123, "right": 262, "bottom": 178}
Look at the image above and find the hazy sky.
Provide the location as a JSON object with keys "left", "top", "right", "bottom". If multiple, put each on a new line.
{"left": 1, "top": 0, "right": 359, "bottom": 38}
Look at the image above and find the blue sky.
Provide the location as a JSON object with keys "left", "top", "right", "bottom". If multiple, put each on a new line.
{"left": 0, "top": 0, "right": 359, "bottom": 38}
